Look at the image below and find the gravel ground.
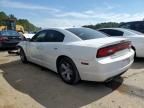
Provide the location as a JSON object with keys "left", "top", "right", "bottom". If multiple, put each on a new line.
{"left": 0, "top": 51, "right": 144, "bottom": 108}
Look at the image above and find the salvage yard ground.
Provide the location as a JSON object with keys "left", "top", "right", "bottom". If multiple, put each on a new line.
{"left": 0, "top": 51, "right": 144, "bottom": 108}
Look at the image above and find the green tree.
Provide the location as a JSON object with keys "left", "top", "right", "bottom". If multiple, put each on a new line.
{"left": 17, "top": 19, "right": 39, "bottom": 32}
{"left": 0, "top": 11, "right": 39, "bottom": 32}
{"left": 83, "top": 22, "right": 120, "bottom": 29}
{"left": 9, "top": 14, "right": 17, "bottom": 20}
{"left": 0, "top": 11, "right": 8, "bottom": 26}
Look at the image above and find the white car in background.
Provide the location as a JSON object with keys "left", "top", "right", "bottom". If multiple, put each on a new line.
{"left": 99, "top": 28, "right": 144, "bottom": 57}
{"left": 23, "top": 33, "right": 35, "bottom": 39}
{"left": 18, "top": 28, "right": 134, "bottom": 84}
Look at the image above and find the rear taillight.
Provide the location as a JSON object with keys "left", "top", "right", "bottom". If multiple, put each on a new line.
{"left": 97, "top": 41, "right": 131, "bottom": 58}
{"left": 0, "top": 37, "right": 8, "bottom": 42}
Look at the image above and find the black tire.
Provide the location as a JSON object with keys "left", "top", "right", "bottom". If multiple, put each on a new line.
{"left": 8, "top": 50, "right": 12, "bottom": 54}
{"left": 19, "top": 48, "right": 28, "bottom": 63}
{"left": 58, "top": 57, "right": 80, "bottom": 84}
{"left": 132, "top": 46, "right": 136, "bottom": 58}
{"left": 16, "top": 47, "right": 20, "bottom": 55}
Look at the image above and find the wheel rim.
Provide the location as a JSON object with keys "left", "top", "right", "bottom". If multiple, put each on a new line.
{"left": 60, "top": 62, "right": 73, "bottom": 81}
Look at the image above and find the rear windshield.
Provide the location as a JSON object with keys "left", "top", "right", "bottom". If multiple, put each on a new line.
{"left": 125, "top": 29, "right": 144, "bottom": 35}
{"left": 66, "top": 28, "right": 107, "bottom": 40}
{"left": 0, "top": 30, "right": 20, "bottom": 36}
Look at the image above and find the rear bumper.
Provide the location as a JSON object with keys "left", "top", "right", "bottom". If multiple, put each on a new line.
{"left": 104, "top": 70, "right": 126, "bottom": 82}
{"left": 95, "top": 58, "right": 133, "bottom": 81}
{"left": 77, "top": 49, "right": 134, "bottom": 82}
{"left": 0, "top": 42, "right": 19, "bottom": 49}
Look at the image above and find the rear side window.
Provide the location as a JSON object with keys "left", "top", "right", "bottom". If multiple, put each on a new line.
{"left": 100, "top": 29, "right": 124, "bottom": 36}
{"left": 31, "top": 30, "right": 47, "bottom": 42}
{"left": 45, "top": 30, "right": 65, "bottom": 42}
{"left": 67, "top": 28, "right": 106, "bottom": 40}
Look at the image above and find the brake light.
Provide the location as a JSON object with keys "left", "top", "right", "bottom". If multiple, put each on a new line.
{"left": 0, "top": 37, "right": 8, "bottom": 42}
{"left": 97, "top": 41, "right": 131, "bottom": 58}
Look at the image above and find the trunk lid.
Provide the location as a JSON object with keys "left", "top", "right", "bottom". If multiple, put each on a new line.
{"left": 1, "top": 35, "right": 22, "bottom": 43}
{"left": 70, "top": 37, "right": 128, "bottom": 48}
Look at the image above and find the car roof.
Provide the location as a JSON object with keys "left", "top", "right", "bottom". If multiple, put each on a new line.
{"left": 98, "top": 28, "right": 128, "bottom": 31}
{"left": 41, "top": 27, "right": 86, "bottom": 31}
{"left": 38, "top": 27, "right": 91, "bottom": 33}
{"left": 37, "top": 28, "right": 83, "bottom": 42}
{"left": 0, "top": 30, "right": 18, "bottom": 34}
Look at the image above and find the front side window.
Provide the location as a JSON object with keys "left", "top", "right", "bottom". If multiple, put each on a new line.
{"left": 31, "top": 30, "right": 47, "bottom": 42}
{"left": 45, "top": 30, "right": 65, "bottom": 42}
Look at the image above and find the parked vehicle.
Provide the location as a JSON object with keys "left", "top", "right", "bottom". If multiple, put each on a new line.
{"left": 0, "top": 30, "right": 24, "bottom": 49}
{"left": 98, "top": 28, "right": 144, "bottom": 57}
{"left": 18, "top": 28, "right": 134, "bottom": 84}
{"left": 23, "top": 33, "right": 35, "bottom": 39}
{"left": 119, "top": 21, "right": 144, "bottom": 33}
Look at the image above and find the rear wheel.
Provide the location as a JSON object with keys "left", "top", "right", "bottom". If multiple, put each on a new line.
{"left": 58, "top": 57, "right": 80, "bottom": 84}
{"left": 132, "top": 46, "right": 136, "bottom": 57}
{"left": 19, "top": 48, "right": 28, "bottom": 63}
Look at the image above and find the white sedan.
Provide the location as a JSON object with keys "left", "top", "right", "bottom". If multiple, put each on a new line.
{"left": 99, "top": 28, "right": 144, "bottom": 57}
{"left": 18, "top": 28, "right": 134, "bottom": 84}
{"left": 23, "top": 33, "right": 35, "bottom": 39}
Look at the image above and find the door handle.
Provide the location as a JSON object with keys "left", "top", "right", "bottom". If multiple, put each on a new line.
{"left": 54, "top": 48, "right": 58, "bottom": 50}
{"left": 37, "top": 46, "right": 42, "bottom": 49}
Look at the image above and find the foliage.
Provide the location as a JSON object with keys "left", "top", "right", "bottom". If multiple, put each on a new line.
{"left": 0, "top": 11, "right": 40, "bottom": 32}
{"left": 83, "top": 22, "right": 120, "bottom": 29}
{"left": 9, "top": 14, "right": 17, "bottom": 19}
{"left": 0, "top": 11, "right": 127, "bottom": 32}
{"left": 17, "top": 19, "right": 39, "bottom": 32}
{"left": 0, "top": 11, "right": 8, "bottom": 26}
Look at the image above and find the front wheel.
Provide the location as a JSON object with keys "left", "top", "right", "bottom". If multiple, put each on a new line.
{"left": 19, "top": 48, "right": 28, "bottom": 63}
{"left": 131, "top": 46, "right": 136, "bottom": 58}
{"left": 58, "top": 57, "right": 80, "bottom": 84}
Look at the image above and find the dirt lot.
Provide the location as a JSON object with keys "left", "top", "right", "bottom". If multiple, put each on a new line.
{"left": 0, "top": 51, "right": 144, "bottom": 108}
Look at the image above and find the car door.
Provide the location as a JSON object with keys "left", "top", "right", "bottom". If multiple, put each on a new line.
{"left": 28, "top": 30, "right": 47, "bottom": 64}
{"left": 40, "top": 30, "right": 65, "bottom": 71}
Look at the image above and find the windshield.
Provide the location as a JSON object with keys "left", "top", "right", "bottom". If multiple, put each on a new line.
{"left": 0, "top": 30, "right": 20, "bottom": 36}
{"left": 66, "top": 28, "right": 107, "bottom": 40}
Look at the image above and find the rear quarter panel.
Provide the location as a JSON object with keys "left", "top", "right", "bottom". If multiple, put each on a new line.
{"left": 59, "top": 44, "right": 97, "bottom": 71}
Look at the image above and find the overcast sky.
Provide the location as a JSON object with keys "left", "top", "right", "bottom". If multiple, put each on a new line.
{"left": 1, "top": 0, "right": 144, "bottom": 28}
